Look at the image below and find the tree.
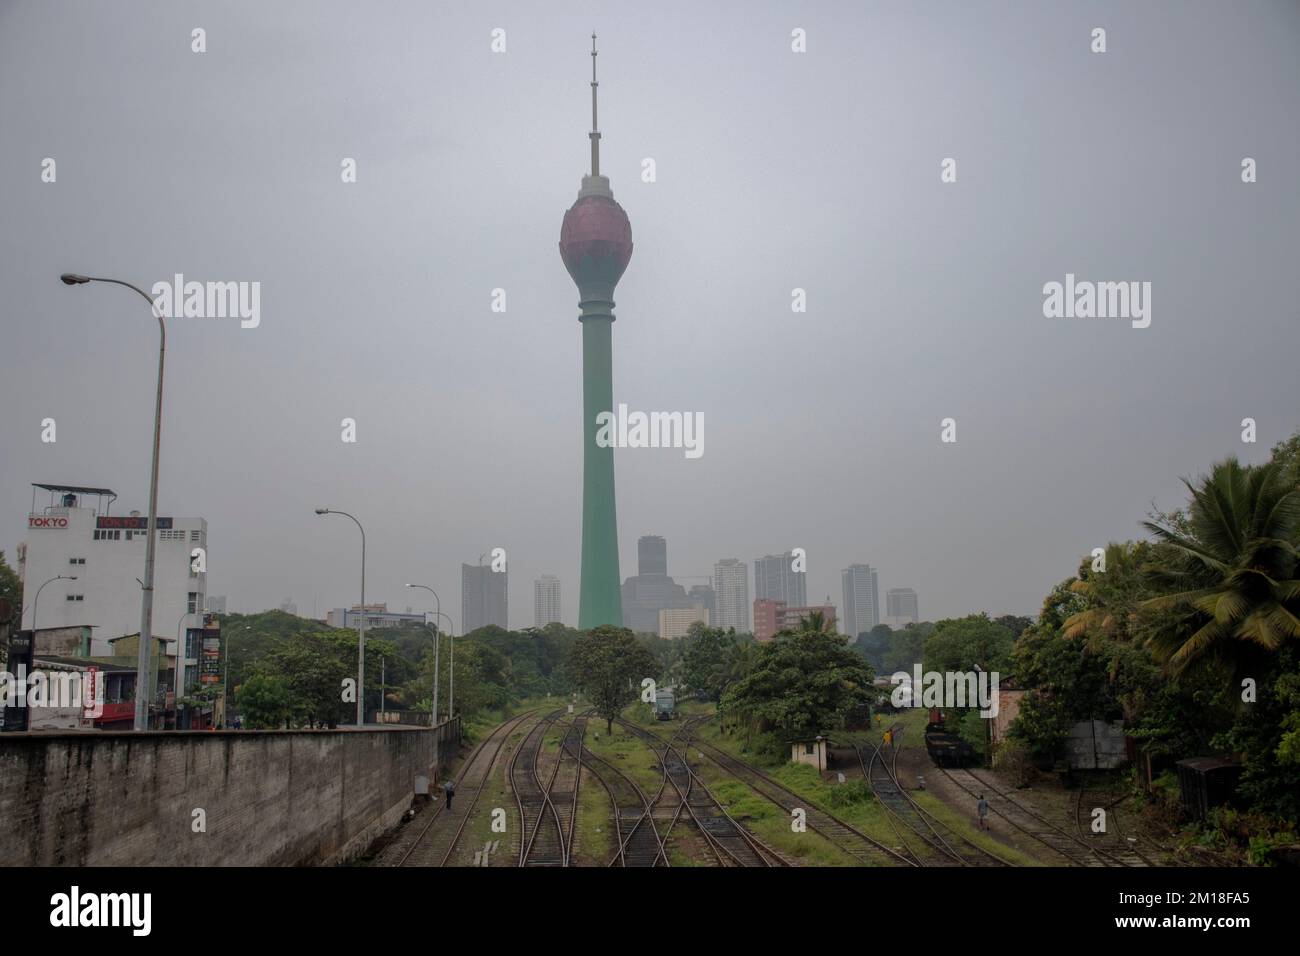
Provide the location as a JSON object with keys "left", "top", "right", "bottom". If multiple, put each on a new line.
{"left": 854, "top": 624, "right": 894, "bottom": 672}
{"left": 681, "top": 623, "right": 727, "bottom": 701}
{"left": 236, "top": 673, "right": 293, "bottom": 729}
{"left": 923, "top": 614, "right": 1014, "bottom": 675}
{"left": 1140, "top": 458, "right": 1300, "bottom": 679}
{"left": 882, "top": 623, "right": 931, "bottom": 673}
{"left": 721, "top": 629, "right": 875, "bottom": 739}
{"left": 567, "top": 626, "right": 657, "bottom": 733}
{"left": 0, "top": 551, "right": 21, "bottom": 619}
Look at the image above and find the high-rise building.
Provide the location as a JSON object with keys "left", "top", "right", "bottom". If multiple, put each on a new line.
{"left": 886, "top": 587, "right": 920, "bottom": 629}
{"left": 462, "top": 562, "right": 508, "bottom": 633}
{"left": 562, "top": 35, "right": 633, "bottom": 629}
{"left": 622, "top": 534, "right": 691, "bottom": 634}
{"left": 535, "top": 575, "right": 562, "bottom": 627}
{"left": 18, "top": 483, "right": 208, "bottom": 656}
{"left": 754, "top": 552, "right": 807, "bottom": 607}
{"left": 841, "top": 564, "right": 880, "bottom": 639}
{"left": 279, "top": 598, "right": 298, "bottom": 616}
{"left": 687, "top": 584, "right": 715, "bottom": 624}
{"left": 712, "top": 558, "right": 749, "bottom": 632}
{"left": 658, "top": 606, "right": 709, "bottom": 640}
{"left": 205, "top": 595, "right": 227, "bottom": 614}
{"left": 638, "top": 535, "right": 667, "bottom": 576}
{"left": 753, "top": 599, "right": 839, "bottom": 642}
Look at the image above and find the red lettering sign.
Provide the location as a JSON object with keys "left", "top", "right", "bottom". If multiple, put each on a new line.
{"left": 28, "top": 516, "right": 68, "bottom": 529}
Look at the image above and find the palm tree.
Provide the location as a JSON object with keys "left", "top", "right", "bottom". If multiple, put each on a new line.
{"left": 1140, "top": 459, "right": 1300, "bottom": 678}
{"left": 1062, "top": 541, "right": 1148, "bottom": 646}
{"left": 794, "top": 609, "right": 834, "bottom": 634}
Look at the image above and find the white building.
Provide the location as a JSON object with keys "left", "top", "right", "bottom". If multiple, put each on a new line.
{"left": 18, "top": 484, "right": 208, "bottom": 659}
{"left": 534, "top": 575, "right": 561, "bottom": 627}
{"left": 886, "top": 587, "right": 920, "bottom": 629}
{"left": 712, "top": 558, "right": 749, "bottom": 632}
{"left": 658, "top": 606, "right": 708, "bottom": 640}
{"left": 326, "top": 604, "right": 425, "bottom": 629}
{"left": 841, "top": 564, "right": 880, "bottom": 639}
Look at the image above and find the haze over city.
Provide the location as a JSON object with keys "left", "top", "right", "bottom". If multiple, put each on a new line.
{"left": 3, "top": 0, "right": 1298, "bottom": 628}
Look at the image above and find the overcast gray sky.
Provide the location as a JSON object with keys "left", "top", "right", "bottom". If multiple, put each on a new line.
{"left": 2, "top": 0, "right": 1298, "bottom": 629}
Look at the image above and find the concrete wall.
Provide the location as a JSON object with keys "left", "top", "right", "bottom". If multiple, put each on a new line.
{"left": 0, "top": 720, "right": 460, "bottom": 866}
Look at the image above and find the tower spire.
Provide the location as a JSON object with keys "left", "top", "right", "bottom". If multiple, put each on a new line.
{"left": 589, "top": 32, "right": 601, "bottom": 177}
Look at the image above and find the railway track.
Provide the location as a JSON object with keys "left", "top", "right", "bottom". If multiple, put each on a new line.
{"left": 386, "top": 709, "right": 537, "bottom": 867}
{"left": 555, "top": 714, "right": 588, "bottom": 865}
{"left": 1074, "top": 786, "right": 1156, "bottom": 866}
{"left": 578, "top": 735, "right": 670, "bottom": 867}
{"left": 511, "top": 709, "right": 568, "bottom": 867}
{"left": 855, "top": 730, "right": 1010, "bottom": 867}
{"left": 940, "top": 767, "right": 1133, "bottom": 867}
{"left": 618, "top": 718, "right": 785, "bottom": 867}
{"left": 693, "top": 737, "right": 915, "bottom": 867}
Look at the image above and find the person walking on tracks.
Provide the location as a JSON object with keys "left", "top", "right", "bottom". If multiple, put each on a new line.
{"left": 977, "top": 794, "right": 989, "bottom": 830}
{"left": 443, "top": 777, "right": 456, "bottom": 811}
{"left": 883, "top": 728, "right": 894, "bottom": 749}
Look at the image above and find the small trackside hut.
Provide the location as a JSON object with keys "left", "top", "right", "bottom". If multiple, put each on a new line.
{"left": 791, "top": 735, "right": 827, "bottom": 772}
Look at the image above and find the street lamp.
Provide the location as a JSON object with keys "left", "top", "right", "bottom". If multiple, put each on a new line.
{"left": 434, "top": 611, "right": 456, "bottom": 720}
{"left": 32, "top": 574, "right": 77, "bottom": 631}
{"left": 405, "top": 583, "right": 441, "bottom": 724}
{"left": 62, "top": 272, "right": 166, "bottom": 731}
{"left": 316, "top": 508, "right": 366, "bottom": 726}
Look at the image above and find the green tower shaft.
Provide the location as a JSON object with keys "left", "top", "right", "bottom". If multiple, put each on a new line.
{"left": 579, "top": 315, "right": 621, "bottom": 628}
{"left": 561, "top": 33, "right": 631, "bottom": 630}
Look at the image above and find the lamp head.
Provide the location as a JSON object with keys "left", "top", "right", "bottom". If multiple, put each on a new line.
{"left": 314, "top": 508, "right": 329, "bottom": 515}
{"left": 60, "top": 273, "right": 91, "bottom": 285}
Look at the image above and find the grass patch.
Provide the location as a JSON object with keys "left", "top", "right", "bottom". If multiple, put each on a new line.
{"left": 574, "top": 767, "right": 613, "bottom": 865}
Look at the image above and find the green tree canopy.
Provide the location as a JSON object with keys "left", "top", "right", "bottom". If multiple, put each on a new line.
{"left": 721, "top": 629, "right": 874, "bottom": 739}
{"left": 567, "top": 625, "right": 658, "bottom": 733}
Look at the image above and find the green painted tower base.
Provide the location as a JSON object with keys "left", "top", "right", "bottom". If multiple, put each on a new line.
{"left": 578, "top": 315, "right": 622, "bottom": 628}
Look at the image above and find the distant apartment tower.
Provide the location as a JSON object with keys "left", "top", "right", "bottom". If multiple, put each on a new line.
{"left": 753, "top": 598, "right": 838, "bottom": 642}
{"left": 279, "top": 598, "right": 298, "bottom": 616}
{"left": 712, "top": 558, "right": 749, "bottom": 632}
{"left": 841, "top": 564, "right": 880, "bottom": 639}
{"left": 687, "top": 584, "right": 715, "bottom": 625}
{"left": 205, "top": 595, "right": 227, "bottom": 614}
{"left": 638, "top": 535, "right": 668, "bottom": 575}
{"left": 622, "top": 534, "right": 691, "bottom": 634}
{"left": 754, "top": 552, "right": 807, "bottom": 607}
{"left": 534, "top": 575, "right": 562, "bottom": 627}
{"left": 886, "top": 588, "right": 920, "bottom": 629}
{"left": 659, "top": 606, "right": 709, "bottom": 640}
{"left": 463, "top": 562, "right": 508, "bottom": 632}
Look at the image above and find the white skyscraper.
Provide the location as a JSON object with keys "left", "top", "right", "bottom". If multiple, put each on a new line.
{"left": 534, "top": 575, "right": 562, "bottom": 627}
{"left": 712, "top": 558, "right": 749, "bottom": 632}
{"left": 841, "top": 564, "right": 880, "bottom": 639}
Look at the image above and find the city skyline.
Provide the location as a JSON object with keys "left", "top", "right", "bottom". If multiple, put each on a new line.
{"left": 3, "top": 2, "right": 1298, "bottom": 632}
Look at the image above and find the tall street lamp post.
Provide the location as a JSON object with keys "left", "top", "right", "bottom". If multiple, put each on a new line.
{"left": 61, "top": 273, "right": 165, "bottom": 731}
{"left": 32, "top": 574, "right": 77, "bottom": 631}
{"left": 434, "top": 611, "right": 456, "bottom": 719}
{"left": 405, "top": 584, "right": 441, "bottom": 723}
{"left": 316, "top": 508, "right": 366, "bottom": 726}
